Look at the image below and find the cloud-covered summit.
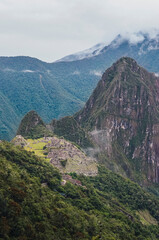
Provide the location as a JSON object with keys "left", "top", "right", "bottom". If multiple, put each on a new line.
{"left": 1, "top": 0, "right": 159, "bottom": 61}
{"left": 57, "top": 31, "right": 159, "bottom": 62}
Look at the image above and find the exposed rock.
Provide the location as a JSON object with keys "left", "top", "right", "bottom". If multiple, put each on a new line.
{"left": 61, "top": 174, "right": 83, "bottom": 186}
{"left": 47, "top": 136, "right": 98, "bottom": 176}
{"left": 11, "top": 135, "right": 27, "bottom": 147}
{"left": 17, "top": 136, "right": 98, "bottom": 177}
{"left": 75, "top": 57, "right": 159, "bottom": 184}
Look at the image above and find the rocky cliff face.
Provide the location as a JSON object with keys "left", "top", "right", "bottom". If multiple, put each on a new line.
{"left": 75, "top": 57, "right": 159, "bottom": 183}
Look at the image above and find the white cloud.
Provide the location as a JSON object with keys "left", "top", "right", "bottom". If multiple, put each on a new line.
{"left": 154, "top": 73, "right": 159, "bottom": 77}
{"left": 21, "top": 70, "right": 35, "bottom": 73}
{"left": 90, "top": 70, "right": 102, "bottom": 77}
{"left": 0, "top": 0, "right": 159, "bottom": 61}
{"left": 3, "top": 68, "right": 16, "bottom": 72}
{"left": 72, "top": 71, "right": 80, "bottom": 75}
{"left": 127, "top": 33, "right": 145, "bottom": 45}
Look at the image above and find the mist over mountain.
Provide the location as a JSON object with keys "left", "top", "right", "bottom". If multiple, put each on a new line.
{"left": 57, "top": 31, "right": 159, "bottom": 65}
{"left": 1, "top": 31, "right": 159, "bottom": 140}
{"left": 2, "top": 0, "right": 159, "bottom": 238}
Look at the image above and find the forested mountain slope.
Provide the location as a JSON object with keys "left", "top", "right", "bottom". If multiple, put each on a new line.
{"left": 1, "top": 141, "right": 159, "bottom": 239}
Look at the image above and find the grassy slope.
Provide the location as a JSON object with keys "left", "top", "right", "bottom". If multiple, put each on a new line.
{"left": 24, "top": 138, "right": 51, "bottom": 159}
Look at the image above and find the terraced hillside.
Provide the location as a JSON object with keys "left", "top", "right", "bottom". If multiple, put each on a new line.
{"left": 12, "top": 135, "right": 98, "bottom": 176}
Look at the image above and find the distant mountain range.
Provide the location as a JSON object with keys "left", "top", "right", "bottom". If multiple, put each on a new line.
{"left": 57, "top": 32, "right": 159, "bottom": 67}
{"left": 1, "top": 31, "right": 159, "bottom": 140}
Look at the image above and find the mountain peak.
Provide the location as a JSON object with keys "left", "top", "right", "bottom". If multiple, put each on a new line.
{"left": 111, "top": 57, "right": 138, "bottom": 72}
{"left": 115, "top": 56, "right": 137, "bottom": 64}
{"left": 56, "top": 42, "right": 107, "bottom": 62}
{"left": 56, "top": 31, "right": 159, "bottom": 63}
{"left": 75, "top": 57, "right": 159, "bottom": 183}
{"left": 17, "top": 110, "right": 51, "bottom": 139}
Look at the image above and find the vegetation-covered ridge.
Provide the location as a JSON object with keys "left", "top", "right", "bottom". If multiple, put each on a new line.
{"left": 1, "top": 141, "right": 159, "bottom": 239}
{"left": 49, "top": 116, "right": 93, "bottom": 148}
{"left": 17, "top": 113, "right": 93, "bottom": 148}
{"left": 2, "top": 33, "right": 159, "bottom": 141}
{"left": 17, "top": 110, "right": 53, "bottom": 139}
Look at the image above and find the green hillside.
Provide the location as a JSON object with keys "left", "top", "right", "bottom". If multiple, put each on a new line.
{"left": 1, "top": 141, "right": 159, "bottom": 239}
{"left": 16, "top": 111, "right": 52, "bottom": 139}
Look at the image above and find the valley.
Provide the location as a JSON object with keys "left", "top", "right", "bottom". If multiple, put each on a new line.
{"left": 1, "top": 43, "right": 159, "bottom": 240}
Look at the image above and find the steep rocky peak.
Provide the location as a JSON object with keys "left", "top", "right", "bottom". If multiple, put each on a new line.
{"left": 76, "top": 57, "right": 159, "bottom": 128}
{"left": 75, "top": 57, "right": 159, "bottom": 184}
{"left": 111, "top": 57, "right": 138, "bottom": 70}
{"left": 102, "top": 57, "right": 149, "bottom": 86}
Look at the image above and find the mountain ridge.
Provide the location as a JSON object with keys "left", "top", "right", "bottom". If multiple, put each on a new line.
{"left": 2, "top": 32, "right": 159, "bottom": 140}
{"left": 16, "top": 57, "right": 159, "bottom": 186}
{"left": 56, "top": 32, "right": 159, "bottom": 63}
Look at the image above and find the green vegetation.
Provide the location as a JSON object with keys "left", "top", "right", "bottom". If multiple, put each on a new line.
{"left": 23, "top": 138, "right": 50, "bottom": 159}
{"left": 17, "top": 111, "right": 53, "bottom": 139}
{"left": 136, "top": 210, "right": 158, "bottom": 226}
{"left": 0, "top": 141, "right": 159, "bottom": 239}
{"left": 50, "top": 116, "right": 93, "bottom": 148}
{"left": 1, "top": 37, "right": 159, "bottom": 141}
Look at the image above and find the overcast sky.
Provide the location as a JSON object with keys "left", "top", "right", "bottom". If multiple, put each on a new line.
{"left": 0, "top": 0, "right": 159, "bottom": 62}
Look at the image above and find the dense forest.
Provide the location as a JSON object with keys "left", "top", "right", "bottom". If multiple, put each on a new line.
{"left": 0, "top": 141, "right": 159, "bottom": 239}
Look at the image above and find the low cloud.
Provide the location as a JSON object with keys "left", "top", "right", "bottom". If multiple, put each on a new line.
{"left": 83, "top": 147, "right": 100, "bottom": 158}
{"left": 22, "top": 70, "right": 35, "bottom": 73}
{"left": 154, "top": 73, "right": 159, "bottom": 77}
{"left": 127, "top": 33, "right": 145, "bottom": 45}
{"left": 3, "top": 68, "right": 16, "bottom": 72}
{"left": 72, "top": 70, "right": 80, "bottom": 75}
{"left": 1, "top": 0, "right": 159, "bottom": 61}
{"left": 90, "top": 70, "right": 102, "bottom": 77}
